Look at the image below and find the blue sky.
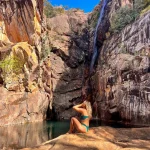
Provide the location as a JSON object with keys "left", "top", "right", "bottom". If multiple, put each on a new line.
{"left": 48, "top": 0, "right": 100, "bottom": 13}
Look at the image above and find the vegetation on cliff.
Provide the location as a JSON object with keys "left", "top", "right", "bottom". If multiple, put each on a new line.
{"left": 89, "top": 9, "right": 100, "bottom": 28}
{"left": 110, "top": 0, "right": 150, "bottom": 33}
{"left": 0, "top": 56, "right": 24, "bottom": 76}
{"left": 44, "top": 0, "right": 65, "bottom": 18}
{"left": 41, "top": 32, "right": 52, "bottom": 60}
{"left": 0, "top": 55, "right": 24, "bottom": 85}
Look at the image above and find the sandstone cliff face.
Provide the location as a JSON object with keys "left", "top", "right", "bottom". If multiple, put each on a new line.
{"left": 46, "top": 9, "right": 89, "bottom": 119}
{"left": 0, "top": 0, "right": 50, "bottom": 126}
{"left": 90, "top": 0, "right": 150, "bottom": 126}
{"left": 0, "top": 1, "right": 89, "bottom": 124}
{"left": 0, "top": 0, "right": 42, "bottom": 44}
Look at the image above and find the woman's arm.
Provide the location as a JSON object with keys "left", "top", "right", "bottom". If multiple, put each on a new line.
{"left": 73, "top": 102, "right": 86, "bottom": 113}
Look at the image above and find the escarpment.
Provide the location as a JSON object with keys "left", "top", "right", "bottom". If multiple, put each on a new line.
{"left": 0, "top": 0, "right": 149, "bottom": 127}
{"left": 88, "top": 0, "right": 150, "bottom": 126}
{"left": 0, "top": 0, "right": 51, "bottom": 126}
{"left": 45, "top": 9, "right": 89, "bottom": 119}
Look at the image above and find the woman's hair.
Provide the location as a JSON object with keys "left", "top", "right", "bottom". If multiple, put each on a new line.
{"left": 85, "top": 101, "right": 92, "bottom": 119}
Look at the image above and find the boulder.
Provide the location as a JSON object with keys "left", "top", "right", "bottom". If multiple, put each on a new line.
{"left": 0, "top": 87, "right": 49, "bottom": 126}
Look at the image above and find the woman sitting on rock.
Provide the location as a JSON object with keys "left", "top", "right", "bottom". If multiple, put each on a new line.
{"left": 68, "top": 101, "right": 92, "bottom": 133}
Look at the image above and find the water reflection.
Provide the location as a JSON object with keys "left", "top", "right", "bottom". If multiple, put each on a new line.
{"left": 0, "top": 121, "right": 70, "bottom": 149}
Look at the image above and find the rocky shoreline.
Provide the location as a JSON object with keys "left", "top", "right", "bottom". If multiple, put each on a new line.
{"left": 21, "top": 126, "right": 150, "bottom": 150}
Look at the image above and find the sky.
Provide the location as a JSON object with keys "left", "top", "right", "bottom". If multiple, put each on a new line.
{"left": 48, "top": 0, "right": 100, "bottom": 13}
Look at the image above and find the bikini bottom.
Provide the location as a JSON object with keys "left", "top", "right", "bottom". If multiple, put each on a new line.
{"left": 81, "top": 123, "right": 89, "bottom": 132}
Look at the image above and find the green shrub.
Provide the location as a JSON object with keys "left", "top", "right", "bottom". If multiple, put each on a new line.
{"left": 133, "top": 0, "right": 146, "bottom": 11}
{"left": 41, "top": 34, "right": 52, "bottom": 60}
{"left": 0, "top": 56, "right": 24, "bottom": 76}
{"left": 110, "top": 6, "right": 139, "bottom": 33}
{"left": 42, "top": 48, "right": 51, "bottom": 59}
{"left": 143, "top": 0, "right": 150, "bottom": 7}
{"left": 44, "top": 0, "right": 56, "bottom": 18}
{"left": 54, "top": 7, "right": 65, "bottom": 14}
{"left": 89, "top": 10, "right": 100, "bottom": 28}
{"left": 110, "top": 0, "right": 150, "bottom": 33}
{"left": 44, "top": 0, "right": 65, "bottom": 18}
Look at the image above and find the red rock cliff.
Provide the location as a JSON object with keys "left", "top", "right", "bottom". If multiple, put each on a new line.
{"left": 87, "top": 0, "right": 150, "bottom": 126}
{"left": 0, "top": 0, "right": 51, "bottom": 126}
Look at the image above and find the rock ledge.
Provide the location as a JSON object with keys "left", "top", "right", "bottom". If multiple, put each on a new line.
{"left": 22, "top": 127, "right": 150, "bottom": 150}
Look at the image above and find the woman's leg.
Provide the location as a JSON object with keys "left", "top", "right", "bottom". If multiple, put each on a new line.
{"left": 68, "top": 117, "right": 75, "bottom": 133}
{"left": 68, "top": 117, "right": 86, "bottom": 133}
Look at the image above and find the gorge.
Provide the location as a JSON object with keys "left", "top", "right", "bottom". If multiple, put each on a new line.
{"left": 0, "top": 0, "right": 150, "bottom": 149}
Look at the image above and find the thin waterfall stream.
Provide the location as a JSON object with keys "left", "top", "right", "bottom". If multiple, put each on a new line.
{"left": 90, "top": 0, "right": 109, "bottom": 73}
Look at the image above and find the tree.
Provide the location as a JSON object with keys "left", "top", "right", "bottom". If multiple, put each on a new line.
{"left": 44, "top": 0, "right": 56, "bottom": 18}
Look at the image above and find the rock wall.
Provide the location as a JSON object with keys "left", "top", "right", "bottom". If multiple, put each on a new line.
{"left": 0, "top": 1, "right": 89, "bottom": 124}
{"left": 0, "top": 0, "right": 149, "bottom": 126}
{"left": 0, "top": 0, "right": 51, "bottom": 126}
{"left": 0, "top": 0, "right": 42, "bottom": 45}
{"left": 46, "top": 9, "right": 89, "bottom": 119}
{"left": 91, "top": 11, "right": 150, "bottom": 126}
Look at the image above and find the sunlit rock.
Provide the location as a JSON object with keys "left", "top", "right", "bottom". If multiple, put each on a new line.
{"left": 0, "top": 0, "right": 46, "bottom": 125}
{"left": 121, "top": 0, "right": 133, "bottom": 7}
{"left": 21, "top": 127, "right": 150, "bottom": 150}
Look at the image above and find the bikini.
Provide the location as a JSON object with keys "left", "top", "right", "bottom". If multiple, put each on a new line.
{"left": 80, "top": 115, "right": 89, "bottom": 132}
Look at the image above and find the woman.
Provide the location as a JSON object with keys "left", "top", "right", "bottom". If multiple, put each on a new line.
{"left": 68, "top": 101, "right": 92, "bottom": 133}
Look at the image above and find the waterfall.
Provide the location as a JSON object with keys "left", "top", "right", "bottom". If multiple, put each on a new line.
{"left": 90, "top": 0, "right": 109, "bottom": 73}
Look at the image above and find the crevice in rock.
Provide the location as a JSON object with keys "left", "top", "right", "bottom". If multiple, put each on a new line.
{"left": 110, "top": 111, "right": 122, "bottom": 121}
{"left": 51, "top": 49, "right": 83, "bottom": 68}
{"left": 46, "top": 104, "right": 51, "bottom": 120}
{"left": 59, "top": 87, "right": 82, "bottom": 94}
{"left": 46, "top": 105, "right": 57, "bottom": 121}
{"left": 51, "top": 48, "right": 69, "bottom": 62}
{"left": 0, "top": 69, "right": 3, "bottom": 85}
{"left": 69, "top": 96, "right": 82, "bottom": 104}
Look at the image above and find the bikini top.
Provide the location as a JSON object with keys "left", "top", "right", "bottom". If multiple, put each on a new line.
{"left": 80, "top": 115, "right": 89, "bottom": 120}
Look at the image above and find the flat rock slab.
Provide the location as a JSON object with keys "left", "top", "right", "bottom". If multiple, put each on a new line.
{"left": 22, "top": 127, "right": 150, "bottom": 150}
